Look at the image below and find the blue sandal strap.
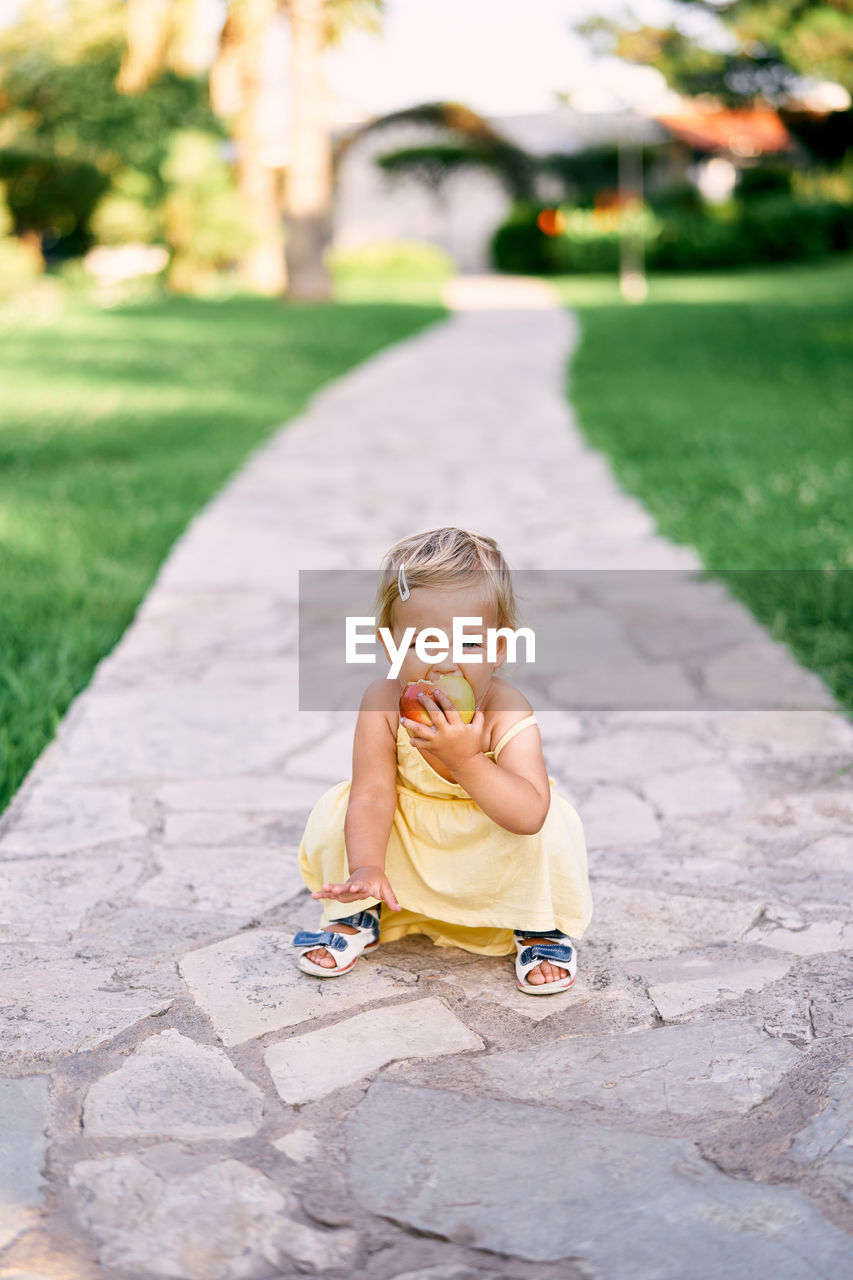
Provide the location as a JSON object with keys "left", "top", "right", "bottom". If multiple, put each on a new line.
{"left": 331, "top": 908, "right": 379, "bottom": 933}
{"left": 519, "top": 942, "right": 574, "bottom": 967}
{"left": 293, "top": 929, "right": 349, "bottom": 951}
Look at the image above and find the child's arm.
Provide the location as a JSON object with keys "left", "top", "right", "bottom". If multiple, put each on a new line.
{"left": 404, "top": 688, "right": 551, "bottom": 836}
{"left": 312, "top": 680, "right": 402, "bottom": 911}
{"left": 452, "top": 738, "right": 551, "bottom": 835}
{"left": 345, "top": 680, "right": 398, "bottom": 873}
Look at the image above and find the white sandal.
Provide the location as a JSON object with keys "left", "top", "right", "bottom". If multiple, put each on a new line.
{"left": 293, "top": 907, "right": 381, "bottom": 977}
{"left": 513, "top": 931, "right": 577, "bottom": 995}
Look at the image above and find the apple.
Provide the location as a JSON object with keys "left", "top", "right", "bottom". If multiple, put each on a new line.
{"left": 400, "top": 674, "right": 476, "bottom": 726}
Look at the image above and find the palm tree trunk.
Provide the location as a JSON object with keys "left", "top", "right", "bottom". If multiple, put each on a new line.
{"left": 211, "top": 0, "right": 286, "bottom": 294}
{"left": 117, "top": 0, "right": 172, "bottom": 93}
{"left": 285, "top": 0, "right": 332, "bottom": 299}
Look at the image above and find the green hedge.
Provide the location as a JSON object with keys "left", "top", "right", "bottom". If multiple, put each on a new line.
{"left": 491, "top": 196, "right": 853, "bottom": 274}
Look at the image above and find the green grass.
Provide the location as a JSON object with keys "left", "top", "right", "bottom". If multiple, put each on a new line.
{"left": 556, "top": 257, "right": 853, "bottom": 719}
{"left": 0, "top": 284, "right": 445, "bottom": 817}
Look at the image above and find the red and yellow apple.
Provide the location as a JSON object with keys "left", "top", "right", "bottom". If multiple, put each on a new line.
{"left": 400, "top": 674, "right": 476, "bottom": 726}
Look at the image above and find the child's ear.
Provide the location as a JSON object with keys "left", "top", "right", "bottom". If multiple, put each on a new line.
{"left": 493, "top": 633, "right": 508, "bottom": 671}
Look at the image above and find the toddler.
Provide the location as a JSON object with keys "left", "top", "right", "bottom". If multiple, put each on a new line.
{"left": 292, "top": 527, "right": 593, "bottom": 994}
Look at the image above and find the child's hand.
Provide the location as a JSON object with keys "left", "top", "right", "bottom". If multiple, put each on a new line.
{"left": 311, "top": 866, "right": 401, "bottom": 911}
{"left": 402, "top": 688, "right": 485, "bottom": 773}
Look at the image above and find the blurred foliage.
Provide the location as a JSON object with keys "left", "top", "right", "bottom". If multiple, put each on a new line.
{"left": 324, "top": 0, "right": 384, "bottom": 44}
{"left": 0, "top": 148, "right": 111, "bottom": 254}
{"left": 90, "top": 167, "right": 162, "bottom": 245}
{"left": 159, "top": 130, "right": 254, "bottom": 293}
{"left": 647, "top": 181, "right": 706, "bottom": 216}
{"left": 737, "top": 163, "right": 794, "bottom": 199}
{"left": 781, "top": 106, "right": 853, "bottom": 166}
{"left": 0, "top": 0, "right": 224, "bottom": 260}
{"left": 580, "top": 1, "right": 853, "bottom": 103}
{"left": 492, "top": 203, "right": 662, "bottom": 275}
{"left": 792, "top": 153, "right": 853, "bottom": 200}
{"left": 0, "top": 0, "right": 221, "bottom": 179}
{"left": 342, "top": 101, "right": 536, "bottom": 201}
{"left": 537, "top": 144, "right": 664, "bottom": 207}
{"left": 491, "top": 205, "right": 555, "bottom": 274}
{"left": 326, "top": 239, "right": 455, "bottom": 280}
{"left": 377, "top": 142, "right": 513, "bottom": 197}
{"left": 492, "top": 194, "right": 853, "bottom": 274}
{"left": 0, "top": 179, "right": 43, "bottom": 289}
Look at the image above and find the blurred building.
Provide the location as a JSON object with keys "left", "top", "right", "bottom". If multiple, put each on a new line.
{"left": 331, "top": 103, "right": 793, "bottom": 271}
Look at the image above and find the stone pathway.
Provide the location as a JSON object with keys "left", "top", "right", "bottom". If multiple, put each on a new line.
{"left": 1, "top": 276, "right": 852, "bottom": 1280}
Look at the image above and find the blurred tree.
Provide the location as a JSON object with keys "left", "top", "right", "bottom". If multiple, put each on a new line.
{"left": 119, "top": 0, "right": 384, "bottom": 297}
{"left": 209, "top": 0, "right": 285, "bottom": 292}
{"left": 0, "top": 0, "right": 218, "bottom": 259}
{"left": 118, "top": 0, "right": 211, "bottom": 92}
{"left": 285, "top": 0, "right": 331, "bottom": 297}
{"left": 581, "top": 1, "right": 853, "bottom": 102}
{"left": 285, "top": 0, "right": 384, "bottom": 298}
{"left": 0, "top": 149, "right": 110, "bottom": 258}
{"left": 160, "top": 128, "right": 255, "bottom": 291}
{"left": 342, "top": 101, "right": 535, "bottom": 200}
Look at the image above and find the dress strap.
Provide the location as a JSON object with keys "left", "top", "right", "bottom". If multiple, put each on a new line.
{"left": 492, "top": 714, "right": 539, "bottom": 761}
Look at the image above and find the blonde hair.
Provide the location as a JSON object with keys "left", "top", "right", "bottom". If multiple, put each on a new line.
{"left": 374, "top": 526, "right": 519, "bottom": 632}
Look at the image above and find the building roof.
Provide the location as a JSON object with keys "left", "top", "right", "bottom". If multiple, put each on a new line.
{"left": 487, "top": 106, "right": 668, "bottom": 155}
{"left": 654, "top": 105, "right": 793, "bottom": 156}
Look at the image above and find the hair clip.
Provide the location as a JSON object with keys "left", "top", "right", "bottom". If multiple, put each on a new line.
{"left": 397, "top": 564, "right": 410, "bottom": 601}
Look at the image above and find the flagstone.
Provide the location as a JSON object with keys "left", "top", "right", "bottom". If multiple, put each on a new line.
{"left": 0, "top": 945, "right": 172, "bottom": 1055}
{"left": 709, "top": 710, "right": 853, "bottom": 757}
{"left": 69, "top": 1149, "right": 360, "bottom": 1278}
{"left": 70, "top": 904, "right": 245, "bottom": 957}
{"left": 137, "top": 844, "right": 305, "bottom": 917}
{"left": 0, "top": 1077, "right": 50, "bottom": 1249}
{"left": 345, "top": 1080, "right": 852, "bottom": 1273}
{"left": 642, "top": 762, "right": 745, "bottom": 817}
{"left": 155, "top": 774, "right": 329, "bottom": 813}
{"left": 272, "top": 1129, "right": 321, "bottom": 1162}
{"left": 282, "top": 725, "right": 358, "bottom": 782}
{"left": 787, "top": 1063, "right": 853, "bottom": 1201}
{"left": 745, "top": 920, "right": 853, "bottom": 956}
{"left": 178, "top": 928, "right": 404, "bottom": 1046}
{"left": 44, "top": 685, "right": 309, "bottom": 784}
{"left": 744, "top": 793, "right": 853, "bottom": 845}
{"left": 589, "top": 882, "right": 760, "bottom": 959}
{"left": 264, "top": 998, "right": 484, "bottom": 1104}
{"left": 107, "top": 589, "right": 294, "bottom": 656}
{"left": 83, "top": 1029, "right": 264, "bottom": 1138}
{"left": 162, "top": 811, "right": 263, "bottom": 845}
{"left": 0, "top": 785, "right": 145, "bottom": 859}
{"left": 435, "top": 962, "right": 582, "bottom": 1022}
{"left": 579, "top": 785, "right": 660, "bottom": 847}
{"left": 790, "top": 835, "right": 853, "bottom": 875}
{"left": 389, "top": 1268, "right": 506, "bottom": 1280}
{"left": 549, "top": 657, "right": 697, "bottom": 712}
{"left": 546, "top": 729, "right": 716, "bottom": 784}
{"left": 459, "top": 1017, "right": 799, "bottom": 1115}
{"left": 703, "top": 641, "right": 836, "bottom": 711}
{"left": 639, "top": 953, "right": 793, "bottom": 1021}
{"left": 0, "top": 852, "right": 144, "bottom": 944}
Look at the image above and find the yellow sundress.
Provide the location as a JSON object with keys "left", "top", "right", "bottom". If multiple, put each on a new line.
{"left": 296, "top": 714, "right": 593, "bottom": 958}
